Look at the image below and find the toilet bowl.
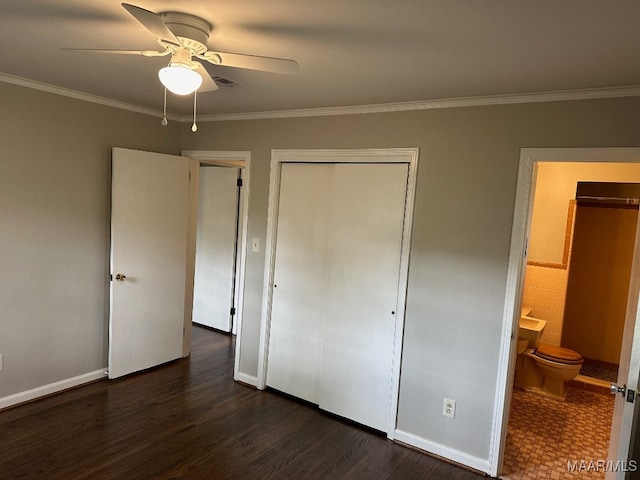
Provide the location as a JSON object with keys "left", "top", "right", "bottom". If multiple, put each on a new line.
{"left": 514, "top": 344, "right": 583, "bottom": 400}
{"left": 530, "top": 344, "right": 583, "bottom": 399}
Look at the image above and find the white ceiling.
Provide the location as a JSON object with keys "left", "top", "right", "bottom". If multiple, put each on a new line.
{"left": 1, "top": 0, "right": 639, "bottom": 117}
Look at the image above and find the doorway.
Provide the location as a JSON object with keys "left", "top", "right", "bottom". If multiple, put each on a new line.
{"left": 192, "top": 165, "right": 243, "bottom": 333}
{"left": 502, "top": 186, "right": 640, "bottom": 478}
{"left": 490, "top": 148, "right": 640, "bottom": 477}
{"left": 182, "top": 150, "right": 250, "bottom": 380}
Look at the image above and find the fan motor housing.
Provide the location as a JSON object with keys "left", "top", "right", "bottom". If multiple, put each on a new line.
{"left": 160, "top": 12, "right": 211, "bottom": 53}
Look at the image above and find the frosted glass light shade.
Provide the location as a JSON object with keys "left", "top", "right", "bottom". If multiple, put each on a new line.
{"left": 158, "top": 65, "right": 203, "bottom": 95}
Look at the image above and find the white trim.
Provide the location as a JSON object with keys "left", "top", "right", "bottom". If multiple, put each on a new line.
{"left": 196, "top": 85, "right": 640, "bottom": 122}
{"left": 183, "top": 150, "right": 250, "bottom": 164}
{"left": 387, "top": 148, "right": 419, "bottom": 438}
{"left": 0, "top": 72, "right": 181, "bottom": 121}
{"left": 394, "top": 429, "right": 491, "bottom": 474}
{"left": 490, "top": 147, "right": 640, "bottom": 477}
{"left": 2, "top": 71, "right": 639, "bottom": 122}
{"left": 257, "top": 148, "right": 419, "bottom": 440}
{"left": 0, "top": 369, "right": 107, "bottom": 410}
{"left": 235, "top": 372, "right": 259, "bottom": 388}
{"left": 181, "top": 150, "right": 251, "bottom": 384}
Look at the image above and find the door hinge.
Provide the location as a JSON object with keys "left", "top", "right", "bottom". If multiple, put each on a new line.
{"left": 230, "top": 307, "right": 236, "bottom": 316}
{"left": 109, "top": 274, "right": 113, "bottom": 281}
{"left": 237, "top": 178, "right": 243, "bottom": 187}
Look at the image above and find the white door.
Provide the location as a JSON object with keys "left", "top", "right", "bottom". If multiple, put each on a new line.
{"left": 267, "top": 162, "right": 408, "bottom": 431}
{"left": 607, "top": 208, "right": 640, "bottom": 479}
{"left": 192, "top": 166, "right": 240, "bottom": 332}
{"left": 319, "top": 163, "right": 407, "bottom": 430}
{"left": 266, "top": 164, "right": 331, "bottom": 404}
{"left": 109, "top": 148, "right": 190, "bottom": 379}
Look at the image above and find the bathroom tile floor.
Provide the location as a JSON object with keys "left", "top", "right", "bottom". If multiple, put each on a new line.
{"left": 502, "top": 387, "right": 614, "bottom": 480}
{"left": 579, "top": 361, "right": 618, "bottom": 384}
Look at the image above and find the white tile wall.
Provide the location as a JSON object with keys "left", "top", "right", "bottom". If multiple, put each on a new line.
{"left": 521, "top": 265, "right": 568, "bottom": 346}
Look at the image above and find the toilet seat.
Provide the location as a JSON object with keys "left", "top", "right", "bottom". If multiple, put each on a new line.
{"left": 533, "top": 344, "right": 583, "bottom": 365}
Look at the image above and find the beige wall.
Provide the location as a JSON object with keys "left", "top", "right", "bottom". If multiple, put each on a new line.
{"left": 181, "top": 97, "right": 640, "bottom": 464}
{"left": 529, "top": 162, "right": 640, "bottom": 265}
{"left": 524, "top": 162, "right": 640, "bottom": 351}
{"left": 3, "top": 78, "right": 640, "bottom": 469}
{"left": 0, "top": 82, "right": 181, "bottom": 398}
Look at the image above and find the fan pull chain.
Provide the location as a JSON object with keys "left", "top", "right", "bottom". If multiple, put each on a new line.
{"left": 161, "top": 87, "right": 168, "bottom": 126}
{"left": 191, "top": 90, "right": 198, "bottom": 132}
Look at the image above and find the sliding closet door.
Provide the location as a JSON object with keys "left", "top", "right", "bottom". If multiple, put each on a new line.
{"left": 319, "top": 163, "right": 408, "bottom": 431}
{"left": 266, "top": 163, "right": 332, "bottom": 404}
{"left": 267, "top": 161, "right": 409, "bottom": 431}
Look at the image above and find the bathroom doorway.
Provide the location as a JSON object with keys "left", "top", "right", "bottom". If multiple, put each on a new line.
{"left": 502, "top": 185, "right": 640, "bottom": 479}
{"left": 491, "top": 148, "right": 640, "bottom": 479}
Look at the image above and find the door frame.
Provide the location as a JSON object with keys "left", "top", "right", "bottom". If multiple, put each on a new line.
{"left": 182, "top": 150, "right": 250, "bottom": 383}
{"left": 256, "top": 148, "right": 419, "bottom": 438}
{"left": 490, "top": 147, "right": 640, "bottom": 477}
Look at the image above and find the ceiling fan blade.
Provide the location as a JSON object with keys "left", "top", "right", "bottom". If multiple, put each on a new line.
{"left": 121, "top": 3, "right": 180, "bottom": 46}
{"left": 203, "top": 51, "right": 299, "bottom": 75}
{"left": 62, "top": 48, "right": 169, "bottom": 58}
{"left": 194, "top": 62, "right": 219, "bottom": 92}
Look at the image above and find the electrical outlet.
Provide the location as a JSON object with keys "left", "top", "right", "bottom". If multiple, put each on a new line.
{"left": 443, "top": 398, "right": 455, "bottom": 418}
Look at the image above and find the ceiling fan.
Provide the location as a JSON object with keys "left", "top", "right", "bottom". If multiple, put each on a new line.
{"left": 65, "top": 3, "right": 299, "bottom": 128}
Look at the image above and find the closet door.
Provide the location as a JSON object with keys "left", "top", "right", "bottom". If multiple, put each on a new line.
{"left": 192, "top": 166, "right": 240, "bottom": 331}
{"left": 266, "top": 163, "right": 332, "bottom": 404}
{"left": 319, "top": 163, "right": 408, "bottom": 431}
{"left": 266, "top": 162, "right": 409, "bottom": 431}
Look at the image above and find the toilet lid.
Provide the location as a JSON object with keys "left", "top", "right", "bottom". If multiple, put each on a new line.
{"left": 534, "top": 344, "right": 583, "bottom": 365}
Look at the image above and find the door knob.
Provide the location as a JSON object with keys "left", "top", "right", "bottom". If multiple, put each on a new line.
{"left": 115, "top": 273, "right": 127, "bottom": 282}
{"left": 610, "top": 383, "right": 626, "bottom": 396}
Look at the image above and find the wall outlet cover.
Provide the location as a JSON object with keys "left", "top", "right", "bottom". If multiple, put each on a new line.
{"left": 443, "top": 398, "right": 455, "bottom": 418}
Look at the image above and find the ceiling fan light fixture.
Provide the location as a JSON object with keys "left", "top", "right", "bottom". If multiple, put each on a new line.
{"left": 158, "top": 64, "right": 202, "bottom": 95}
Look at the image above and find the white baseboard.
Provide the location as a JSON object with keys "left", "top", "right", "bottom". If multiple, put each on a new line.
{"left": 0, "top": 369, "right": 107, "bottom": 410}
{"left": 394, "top": 429, "right": 491, "bottom": 475}
{"left": 235, "top": 371, "right": 258, "bottom": 388}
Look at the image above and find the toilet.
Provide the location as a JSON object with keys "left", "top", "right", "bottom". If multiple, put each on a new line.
{"left": 528, "top": 344, "right": 583, "bottom": 399}
{"left": 514, "top": 317, "right": 583, "bottom": 400}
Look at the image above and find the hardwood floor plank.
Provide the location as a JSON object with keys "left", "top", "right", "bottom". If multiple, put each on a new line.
{"left": 0, "top": 326, "right": 485, "bottom": 479}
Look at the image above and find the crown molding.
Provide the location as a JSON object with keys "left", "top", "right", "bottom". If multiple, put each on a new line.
{"left": 195, "top": 85, "right": 640, "bottom": 122}
{"left": 0, "top": 72, "right": 182, "bottom": 122}
{"left": 2, "top": 71, "right": 639, "bottom": 123}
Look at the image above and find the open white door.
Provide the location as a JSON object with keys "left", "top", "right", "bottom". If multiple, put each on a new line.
{"left": 109, "top": 147, "right": 190, "bottom": 379}
{"left": 192, "top": 166, "right": 240, "bottom": 332}
{"left": 607, "top": 209, "right": 640, "bottom": 479}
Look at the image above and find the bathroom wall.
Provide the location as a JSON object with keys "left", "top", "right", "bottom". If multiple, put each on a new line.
{"left": 524, "top": 163, "right": 640, "bottom": 348}
{"left": 529, "top": 162, "right": 640, "bottom": 265}
{"left": 522, "top": 265, "right": 568, "bottom": 346}
{"left": 562, "top": 204, "right": 639, "bottom": 364}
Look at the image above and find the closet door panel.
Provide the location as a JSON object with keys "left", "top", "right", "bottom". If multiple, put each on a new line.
{"left": 319, "top": 163, "right": 409, "bottom": 431}
{"left": 266, "top": 163, "right": 331, "bottom": 404}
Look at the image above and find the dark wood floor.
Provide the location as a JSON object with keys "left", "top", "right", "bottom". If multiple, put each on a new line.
{"left": 0, "top": 326, "right": 486, "bottom": 479}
